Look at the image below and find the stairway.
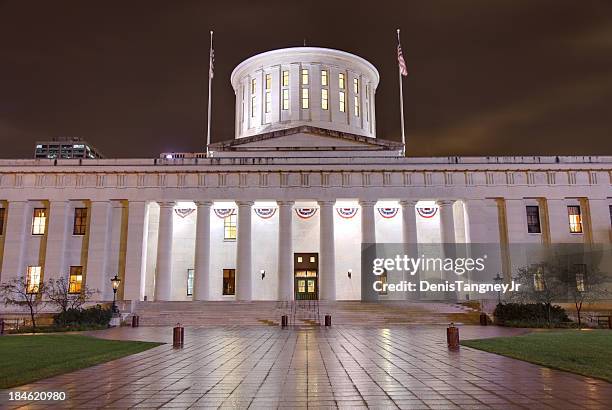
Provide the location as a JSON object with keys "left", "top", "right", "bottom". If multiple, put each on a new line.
{"left": 132, "top": 300, "right": 480, "bottom": 326}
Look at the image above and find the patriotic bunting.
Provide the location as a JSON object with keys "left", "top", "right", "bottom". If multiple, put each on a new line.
{"left": 174, "top": 208, "right": 195, "bottom": 219}
{"left": 377, "top": 207, "right": 399, "bottom": 219}
{"left": 213, "top": 208, "right": 235, "bottom": 218}
{"left": 295, "top": 208, "right": 317, "bottom": 219}
{"left": 254, "top": 208, "right": 276, "bottom": 219}
{"left": 417, "top": 207, "right": 438, "bottom": 218}
{"left": 336, "top": 207, "right": 358, "bottom": 219}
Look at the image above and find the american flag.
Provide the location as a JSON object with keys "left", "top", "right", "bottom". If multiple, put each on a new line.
{"left": 209, "top": 47, "right": 215, "bottom": 79}
{"left": 397, "top": 43, "right": 408, "bottom": 76}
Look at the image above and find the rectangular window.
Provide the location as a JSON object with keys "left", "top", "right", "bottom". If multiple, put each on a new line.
{"left": 26, "top": 266, "right": 41, "bottom": 293}
{"left": 526, "top": 206, "right": 541, "bottom": 233}
{"left": 301, "top": 68, "right": 309, "bottom": 85}
{"left": 265, "top": 91, "right": 272, "bottom": 113}
{"left": 0, "top": 207, "right": 5, "bottom": 235}
{"left": 301, "top": 88, "right": 309, "bottom": 109}
{"left": 354, "top": 96, "right": 360, "bottom": 116}
{"left": 73, "top": 207, "right": 88, "bottom": 235}
{"left": 378, "top": 270, "right": 388, "bottom": 295}
{"left": 282, "top": 70, "right": 289, "bottom": 87}
{"left": 533, "top": 266, "right": 545, "bottom": 292}
{"left": 265, "top": 73, "right": 271, "bottom": 90}
{"left": 251, "top": 78, "right": 256, "bottom": 94}
{"left": 321, "top": 88, "right": 328, "bottom": 110}
{"left": 321, "top": 69, "right": 328, "bottom": 86}
{"left": 567, "top": 205, "right": 583, "bottom": 233}
{"left": 339, "top": 91, "right": 346, "bottom": 112}
{"left": 187, "top": 268, "right": 194, "bottom": 296}
{"left": 282, "top": 89, "right": 289, "bottom": 110}
{"left": 32, "top": 208, "right": 47, "bottom": 235}
{"left": 224, "top": 213, "right": 237, "bottom": 240}
{"left": 251, "top": 95, "right": 256, "bottom": 118}
{"left": 223, "top": 269, "right": 236, "bottom": 295}
{"left": 69, "top": 266, "right": 83, "bottom": 293}
{"left": 339, "top": 73, "right": 345, "bottom": 89}
{"left": 353, "top": 77, "right": 359, "bottom": 94}
{"left": 574, "top": 264, "right": 586, "bottom": 292}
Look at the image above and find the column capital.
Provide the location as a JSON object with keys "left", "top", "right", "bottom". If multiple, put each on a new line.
{"left": 277, "top": 201, "right": 295, "bottom": 207}
{"left": 236, "top": 200, "right": 254, "bottom": 207}
{"left": 436, "top": 199, "right": 455, "bottom": 207}
{"left": 195, "top": 200, "right": 214, "bottom": 207}
{"left": 399, "top": 199, "right": 418, "bottom": 207}
{"left": 358, "top": 200, "right": 377, "bottom": 207}
{"left": 158, "top": 201, "right": 176, "bottom": 208}
{"left": 317, "top": 200, "right": 336, "bottom": 207}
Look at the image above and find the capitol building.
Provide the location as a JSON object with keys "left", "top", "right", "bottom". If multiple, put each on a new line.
{"left": 0, "top": 47, "right": 611, "bottom": 305}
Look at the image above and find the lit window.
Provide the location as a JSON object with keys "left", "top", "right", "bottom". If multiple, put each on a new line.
{"left": 309, "top": 256, "right": 316, "bottom": 263}
{"left": 73, "top": 207, "right": 88, "bottom": 235}
{"left": 68, "top": 266, "right": 83, "bottom": 293}
{"left": 282, "top": 70, "right": 289, "bottom": 87}
{"left": 526, "top": 206, "right": 541, "bottom": 233}
{"left": 321, "top": 70, "right": 328, "bottom": 86}
{"left": 301, "top": 88, "right": 309, "bottom": 109}
{"left": 378, "top": 269, "right": 388, "bottom": 295}
{"left": 0, "top": 207, "right": 5, "bottom": 235}
{"left": 354, "top": 96, "right": 360, "bottom": 116}
{"left": 321, "top": 89, "right": 328, "bottom": 110}
{"left": 301, "top": 68, "right": 309, "bottom": 85}
{"left": 339, "top": 73, "right": 345, "bottom": 89}
{"left": 353, "top": 77, "right": 359, "bottom": 94}
{"left": 251, "top": 78, "right": 256, "bottom": 94}
{"left": 567, "top": 205, "right": 582, "bottom": 233}
{"left": 282, "top": 89, "right": 289, "bottom": 110}
{"left": 32, "top": 208, "right": 47, "bottom": 235}
{"left": 187, "top": 268, "right": 194, "bottom": 296}
{"left": 223, "top": 269, "right": 236, "bottom": 295}
{"left": 265, "top": 74, "right": 271, "bottom": 90}
{"left": 26, "top": 266, "right": 41, "bottom": 293}
{"left": 224, "top": 213, "right": 237, "bottom": 240}
{"left": 574, "top": 264, "right": 586, "bottom": 292}
{"left": 297, "top": 256, "right": 303, "bottom": 263}
{"left": 265, "top": 91, "right": 272, "bottom": 113}
{"left": 533, "top": 266, "right": 544, "bottom": 292}
{"left": 339, "top": 91, "right": 346, "bottom": 112}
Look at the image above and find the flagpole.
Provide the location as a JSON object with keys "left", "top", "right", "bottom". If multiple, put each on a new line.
{"left": 206, "top": 30, "right": 213, "bottom": 157}
{"left": 397, "top": 28, "right": 406, "bottom": 156}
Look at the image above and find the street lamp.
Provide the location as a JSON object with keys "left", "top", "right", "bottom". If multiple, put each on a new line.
{"left": 493, "top": 273, "right": 502, "bottom": 304}
{"left": 110, "top": 274, "right": 121, "bottom": 314}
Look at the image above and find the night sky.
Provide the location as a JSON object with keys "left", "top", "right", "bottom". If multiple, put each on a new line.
{"left": 1, "top": 0, "right": 611, "bottom": 159}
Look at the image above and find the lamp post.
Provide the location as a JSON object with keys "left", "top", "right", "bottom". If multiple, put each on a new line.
{"left": 111, "top": 274, "right": 121, "bottom": 314}
{"left": 493, "top": 273, "right": 502, "bottom": 304}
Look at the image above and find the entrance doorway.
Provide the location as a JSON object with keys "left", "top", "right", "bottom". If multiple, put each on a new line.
{"left": 294, "top": 253, "right": 318, "bottom": 300}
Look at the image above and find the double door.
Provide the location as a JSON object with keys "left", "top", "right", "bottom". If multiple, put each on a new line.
{"left": 294, "top": 253, "right": 318, "bottom": 300}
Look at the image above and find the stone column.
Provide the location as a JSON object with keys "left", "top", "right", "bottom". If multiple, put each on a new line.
{"left": 155, "top": 201, "right": 175, "bottom": 301}
{"left": 437, "top": 200, "right": 456, "bottom": 243}
{"left": 0, "top": 201, "right": 29, "bottom": 283}
{"left": 86, "top": 201, "right": 112, "bottom": 296}
{"left": 123, "top": 201, "right": 149, "bottom": 302}
{"left": 193, "top": 201, "right": 212, "bottom": 300}
{"left": 43, "top": 201, "right": 71, "bottom": 281}
{"left": 359, "top": 200, "right": 376, "bottom": 244}
{"left": 236, "top": 201, "right": 253, "bottom": 301}
{"left": 318, "top": 200, "right": 336, "bottom": 301}
{"left": 400, "top": 200, "right": 418, "bottom": 244}
{"left": 277, "top": 201, "right": 294, "bottom": 301}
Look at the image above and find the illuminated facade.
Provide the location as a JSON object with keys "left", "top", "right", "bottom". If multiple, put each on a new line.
{"left": 0, "top": 47, "right": 611, "bottom": 305}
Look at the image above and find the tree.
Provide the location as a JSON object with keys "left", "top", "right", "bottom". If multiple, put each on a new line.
{"left": 45, "top": 277, "right": 97, "bottom": 324}
{"left": 556, "top": 263, "right": 609, "bottom": 327}
{"left": 0, "top": 277, "right": 46, "bottom": 333}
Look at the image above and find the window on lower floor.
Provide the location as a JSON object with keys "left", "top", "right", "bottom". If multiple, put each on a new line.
{"left": 574, "top": 264, "right": 586, "bottom": 292}
{"left": 69, "top": 266, "right": 83, "bottom": 293}
{"left": 223, "top": 269, "right": 236, "bottom": 295}
{"left": 73, "top": 207, "right": 88, "bottom": 235}
{"left": 26, "top": 266, "right": 42, "bottom": 293}
{"left": 32, "top": 208, "right": 47, "bottom": 235}
{"left": 567, "top": 205, "right": 583, "bottom": 233}
{"left": 0, "top": 207, "right": 5, "bottom": 235}
{"left": 533, "top": 265, "right": 545, "bottom": 292}
{"left": 378, "top": 270, "right": 388, "bottom": 295}
{"left": 224, "top": 214, "right": 237, "bottom": 240}
{"left": 301, "top": 88, "right": 309, "bottom": 109}
{"left": 526, "top": 205, "right": 541, "bottom": 233}
{"left": 187, "top": 269, "right": 194, "bottom": 296}
{"left": 282, "top": 89, "right": 289, "bottom": 110}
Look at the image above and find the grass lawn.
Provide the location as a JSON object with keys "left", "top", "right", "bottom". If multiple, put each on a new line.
{"left": 462, "top": 330, "right": 612, "bottom": 382}
{"left": 0, "top": 334, "right": 161, "bottom": 388}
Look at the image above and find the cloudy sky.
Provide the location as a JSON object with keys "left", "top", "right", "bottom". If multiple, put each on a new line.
{"left": 1, "top": 0, "right": 611, "bottom": 158}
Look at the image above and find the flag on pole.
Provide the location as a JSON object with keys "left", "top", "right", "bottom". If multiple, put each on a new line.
{"left": 397, "top": 43, "right": 408, "bottom": 76}
{"left": 209, "top": 47, "right": 215, "bottom": 79}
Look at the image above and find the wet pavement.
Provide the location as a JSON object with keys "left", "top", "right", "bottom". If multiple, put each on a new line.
{"left": 1, "top": 325, "right": 611, "bottom": 409}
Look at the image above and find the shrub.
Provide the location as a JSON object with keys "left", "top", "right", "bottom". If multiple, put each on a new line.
{"left": 53, "top": 305, "right": 112, "bottom": 327}
{"left": 494, "top": 303, "right": 570, "bottom": 327}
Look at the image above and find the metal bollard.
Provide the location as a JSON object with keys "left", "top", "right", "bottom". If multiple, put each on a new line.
{"left": 479, "top": 313, "right": 488, "bottom": 326}
{"left": 447, "top": 323, "right": 459, "bottom": 349}
{"left": 281, "top": 315, "right": 288, "bottom": 328}
{"left": 173, "top": 323, "right": 184, "bottom": 347}
{"left": 132, "top": 315, "right": 140, "bottom": 327}
{"left": 324, "top": 314, "right": 332, "bottom": 327}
